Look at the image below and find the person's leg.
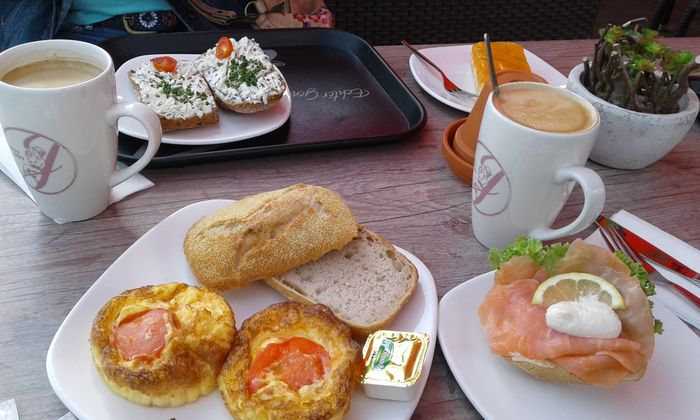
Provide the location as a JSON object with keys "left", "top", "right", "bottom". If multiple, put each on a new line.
{"left": 0, "top": 0, "right": 71, "bottom": 51}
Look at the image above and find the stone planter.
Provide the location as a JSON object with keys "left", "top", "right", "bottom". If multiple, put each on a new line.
{"left": 567, "top": 64, "right": 699, "bottom": 170}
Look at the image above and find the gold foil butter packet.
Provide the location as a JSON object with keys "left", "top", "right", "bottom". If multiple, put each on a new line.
{"left": 360, "top": 330, "right": 430, "bottom": 401}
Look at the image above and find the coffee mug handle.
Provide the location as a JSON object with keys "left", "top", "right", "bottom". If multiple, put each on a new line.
{"left": 105, "top": 102, "right": 162, "bottom": 187}
{"left": 528, "top": 166, "right": 606, "bottom": 240}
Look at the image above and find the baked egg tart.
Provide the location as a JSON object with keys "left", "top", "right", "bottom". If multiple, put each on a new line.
{"left": 89, "top": 282, "right": 236, "bottom": 406}
{"left": 219, "top": 302, "right": 362, "bottom": 419}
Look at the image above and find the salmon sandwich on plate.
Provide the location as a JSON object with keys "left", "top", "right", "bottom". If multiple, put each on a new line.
{"left": 478, "top": 237, "right": 661, "bottom": 387}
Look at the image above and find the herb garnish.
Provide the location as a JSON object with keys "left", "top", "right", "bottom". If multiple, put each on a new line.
{"left": 153, "top": 80, "right": 206, "bottom": 103}
{"left": 226, "top": 56, "right": 264, "bottom": 88}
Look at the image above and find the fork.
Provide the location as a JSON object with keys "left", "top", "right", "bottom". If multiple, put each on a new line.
{"left": 401, "top": 40, "right": 477, "bottom": 98}
{"left": 597, "top": 221, "right": 700, "bottom": 308}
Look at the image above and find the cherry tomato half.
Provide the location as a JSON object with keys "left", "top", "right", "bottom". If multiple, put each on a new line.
{"left": 215, "top": 36, "right": 234, "bottom": 59}
{"left": 151, "top": 56, "right": 177, "bottom": 72}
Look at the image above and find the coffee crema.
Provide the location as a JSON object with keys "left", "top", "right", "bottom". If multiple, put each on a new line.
{"left": 2, "top": 59, "right": 102, "bottom": 88}
{"left": 493, "top": 84, "right": 596, "bottom": 133}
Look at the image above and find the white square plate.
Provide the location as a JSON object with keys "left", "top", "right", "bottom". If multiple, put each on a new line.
{"left": 438, "top": 247, "right": 700, "bottom": 419}
{"left": 46, "top": 200, "right": 438, "bottom": 419}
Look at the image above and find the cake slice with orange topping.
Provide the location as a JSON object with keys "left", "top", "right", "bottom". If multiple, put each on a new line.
{"left": 471, "top": 41, "right": 532, "bottom": 93}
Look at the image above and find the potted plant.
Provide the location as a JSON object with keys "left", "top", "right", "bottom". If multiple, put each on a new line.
{"left": 566, "top": 19, "right": 699, "bottom": 169}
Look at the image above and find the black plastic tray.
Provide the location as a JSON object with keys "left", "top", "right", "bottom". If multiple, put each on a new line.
{"left": 102, "top": 29, "right": 426, "bottom": 167}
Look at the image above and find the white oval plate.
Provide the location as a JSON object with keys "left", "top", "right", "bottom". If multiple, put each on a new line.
{"left": 46, "top": 199, "right": 438, "bottom": 420}
{"left": 408, "top": 44, "right": 567, "bottom": 112}
{"left": 115, "top": 54, "right": 291, "bottom": 145}
{"left": 438, "top": 257, "right": 700, "bottom": 419}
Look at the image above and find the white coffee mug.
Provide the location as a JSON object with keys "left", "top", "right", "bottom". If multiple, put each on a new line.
{"left": 0, "top": 39, "right": 161, "bottom": 222}
{"left": 471, "top": 82, "right": 605, "bottom": 249}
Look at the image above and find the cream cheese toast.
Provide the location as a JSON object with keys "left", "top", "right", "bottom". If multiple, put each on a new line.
{"left": 194, "top": 37, "right": 287, "bottom": 113}
{"left": 128, "top": 58, "right": 219, "bottom": 132}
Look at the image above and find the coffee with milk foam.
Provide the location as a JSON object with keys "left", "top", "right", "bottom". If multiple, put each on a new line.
{"left": 493, "top": 84, "right": 597, "bottom": 134}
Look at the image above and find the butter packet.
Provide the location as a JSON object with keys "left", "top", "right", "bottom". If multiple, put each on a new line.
{"left": 360, "top": 330, "right": 430, "bottom": 401}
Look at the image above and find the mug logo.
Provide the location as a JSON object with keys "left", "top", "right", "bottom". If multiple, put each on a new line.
{"left": 473, "top": 141, "right": 511, "bottom": 216}
{"left": 5, "top": 127, "right": 77, "bottom": 195}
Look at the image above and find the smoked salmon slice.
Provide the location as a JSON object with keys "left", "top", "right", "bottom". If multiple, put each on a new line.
{"left": 478, "top": 240, "right": 655, "bottom": 387}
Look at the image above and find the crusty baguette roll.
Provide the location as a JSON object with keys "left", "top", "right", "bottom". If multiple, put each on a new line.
{"left": 128, "top": 59, "right": 219, "bottom": 132}
{"left": 264, "top": 226, "right": 418, "bottom": 339}
{"left": 194, "top": 36, "right": 287, "bottom": 114}
{"left": 183, "top": 184, "right": 358, "bottom": 290}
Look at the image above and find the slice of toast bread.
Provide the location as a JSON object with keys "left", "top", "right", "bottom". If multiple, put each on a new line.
{"left": 194, "top": 36, "right": 286, "bottom": 114}
{"left": 128, "top": 59, "right": 218, "bottom": 132}
{"left": 264, "top": 226, "right": 418, "bottom": 339}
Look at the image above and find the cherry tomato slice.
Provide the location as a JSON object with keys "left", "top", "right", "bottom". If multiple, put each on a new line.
{"left": 151, "top": 56, "right": 177, "bottom": 72}
{"left": 247, "top": 337, "right": 330, "bottom": 394}
{"left": 215, "top": 36, "right": 234, "bottom": 59}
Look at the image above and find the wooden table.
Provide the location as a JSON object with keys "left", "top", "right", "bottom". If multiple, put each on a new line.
{"left": 1, "top": 38, "right": 698, "bottom": 420}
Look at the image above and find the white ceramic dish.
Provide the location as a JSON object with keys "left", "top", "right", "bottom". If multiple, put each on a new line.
{"left": 408, "top": 44, "right": 567, "bottom": 112}
{"left": 115, "top": 54, "right": 291, "bottom": 145}
{"left": 438, "top": 269, "right": 700, "bottom": 419}
{"left": 46, "top": 199, "right": 438, "bottom": 420}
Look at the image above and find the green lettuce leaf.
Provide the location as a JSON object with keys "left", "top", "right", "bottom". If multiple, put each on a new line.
{"left": 488, "top": 236, "right": 569, "bottom": 274}
{"left": 614, "top": 250, "right": 663, "bottom": 334}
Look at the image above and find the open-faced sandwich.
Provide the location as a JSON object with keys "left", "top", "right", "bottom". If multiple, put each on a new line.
{"left": 195, "top": 36, "right": 287, "bottom": 113}
{"left": 128, "top": 56, "right": 219, "bottom": 132}
{"left": 478, "top": 237, "right": 661, "bottom": 387}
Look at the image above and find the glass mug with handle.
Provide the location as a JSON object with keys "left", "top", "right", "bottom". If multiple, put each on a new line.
{"left": 471, "top": 81, "right": 605, "bottom": 249}
{"left": 0, "top": 39, "right": 161, "bottom": 222}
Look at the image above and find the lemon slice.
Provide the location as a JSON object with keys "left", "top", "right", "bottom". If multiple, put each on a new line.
{"left": 531, "top": 272, "right": 625, "bottom": 309}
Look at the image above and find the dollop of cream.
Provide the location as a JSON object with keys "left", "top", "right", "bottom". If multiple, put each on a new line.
{"left": 545, "top": 297, "right": 622, "bottom": 339}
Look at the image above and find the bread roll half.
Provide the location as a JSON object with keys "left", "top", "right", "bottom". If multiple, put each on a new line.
{"left": 183, "top": 184, "right": 358, "bottom": 290}
{"left": 506, "top": 355, "right": 645, "bottom": 385}
{"left": 264, "top": 226, "right": 418, "bottom": 339}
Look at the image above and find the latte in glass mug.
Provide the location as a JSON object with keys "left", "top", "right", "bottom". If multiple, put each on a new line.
{"left": 1, "top": 59, "right": 102, "bottom": 89}
{"left": 493, "top": 84, "right": 597, "bottom": 134}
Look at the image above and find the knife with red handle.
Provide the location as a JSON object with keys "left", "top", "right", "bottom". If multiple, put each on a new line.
{"left": 596, "top": 215, "right": 700, "bottom": 282}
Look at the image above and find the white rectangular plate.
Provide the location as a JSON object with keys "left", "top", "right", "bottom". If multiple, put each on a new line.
{"left": 47, "top": 200, "right": 438, "bottom": 420}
